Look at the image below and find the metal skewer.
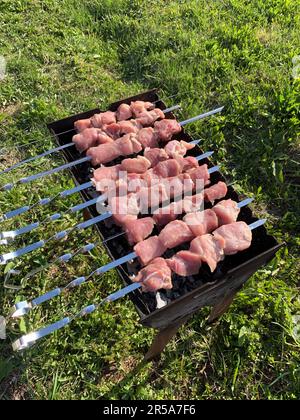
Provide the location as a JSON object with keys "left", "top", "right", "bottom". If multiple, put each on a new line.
{"left": 0, "top": 181, "right": 94, "bottom": 223}
{"left": 2, "top": 89, "right": 224, "bottom": 154}
{"left": 0, "top": 138, "right": 201, "bottom": 223}
{"left": 0, "top": 105, "right": 181, "bottom": 176}
{"left": 0, "top": 108, "right": 224, "bottom": 193}
{"left": 46, "top": 104, "right": 182, "bottom": 137}
{"left": 11, "top": 217, "right": 265, "bottom": 351}
{"left": 0, "top": 150, "right": 213, "bottom": 242}
{"left": 0, "top": 164, "right": 219, "bottom": 262}
{"left": 178, "top": 107, "right": 224, "bottom": 126}
{"left": 9, "top": 197, "right": 252, "bottom": 318}
{"left": 0, "top": 95, "right": 187, "bottom": 153}
{"left": 11, "top": 179, "right": 214, "bottom": 285}
{"left": 8, "top": 176, "right": 220, "bottom": 287}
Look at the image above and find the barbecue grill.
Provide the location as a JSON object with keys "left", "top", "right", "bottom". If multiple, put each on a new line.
{"left": 32, "top": 88, "right": 284, "bottom": 360}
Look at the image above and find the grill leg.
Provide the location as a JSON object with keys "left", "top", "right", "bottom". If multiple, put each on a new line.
{"left": 143, "top": 315, "right": 191, "bottom": 362}
{"left": 208, "top": 287, "right": 241, "bottom": 323}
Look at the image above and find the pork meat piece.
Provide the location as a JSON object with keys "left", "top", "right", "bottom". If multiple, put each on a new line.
{"left": 166, "top": 173, "right": 194, "bottom": 198}
{"left": 189, "top": 234, "right": 225, "bottom": 272}
{"left": 93, "top": 164, "right": 122, "bottom": 186}
{"left": 124, "top": 217, "right": 155, "bottom": 245}
{"left": 183, "top": 209, "right": 218, "bottom": 237}
{"left": 136, "top": 108, "right": 165, "bottom": 126}
{"left": 158, "top": 220, "right": 194, "bottom": 249}
{"left": 74, "top": 118, "right": 92, "bottom": 132}
{"left": 213, "top": 221, "right": 252, "bottom": 255}
{"left": 118, "top": 120, "right": 142, "bottom": 135}
{"left": 204, "top": 181, "right": 227, "bottom": 203}
{"left": 175, "top": 156, "right": 199, "bottom": 172}
{"left": 91, "top": 111, "right": 116, "bottom": 128}
{"left": 137, "top": 127, "right": 159, "bottom": 148}
{"left": 153, "top": 159, "right": 182, "bottom": 178}
{"left": 116, "top": 103, "right": 132, "bottom": 121}
{"left": 167, "top": 251, "right": 202, "bottom": 276}
{"left": 97, "top": 133, "right": 115, "bottom": 144}
{"left": 130, "top": 101, "right": 155, "bottom": 117}
{"left": 117, "top": 134, "right": 143, "bottom": 155}
{"left": 164, "top": 140, "right": 195, "bottom": 158}
{"left": 109, "top": 192, "right": 140, "bottom": 217}
{"left": 141, "top": 168, "right": 160, "bottom": 187}
{"left": 133, "top": 258, "right": 172, "bottom": 292}
{"left": 126, "top": 173, "right": 147, "bottom": 193}
{"left": 112, "top": 163, "right": 196, "bottom": 210}
{"left": 152, "top": 201, "right": 179, "bottom": 226}
{"left": 72, "top": 128, "right": 104, "bottom": 152}
{"left": 143, "top": 147, "right": 169, "bottom": 167}
{"left": 153, "top": 192, "right": 203, "bottom": 227}
{"left": 88, "top": 133, "right": 142, "bottom": 166}
{"left": 103, "top": 122, "right": 121, "bottom": 139}
{"left": 110, "top": 193, "right": 140, "bottom": 226}
{"left": 213, "top": 199, "right": 240, "bottom": 225}
{"left": 138, "top": 182, "right": 169, "bottom": 211}
{"left": 134, "top": 236, "right": 167, "bottom": 266}
{"left": 112, "top": 213, "right": 137, "bottom": 228}
{"left": 154, "top": 119, "right": 181, "bottom": 142}
{"left": 187, "top": 164, "right": 210, "bottom": 187}
{"left": 181, "top": 192, "right": 204, "bottom": 213}
{"left": 121, "top": 156, "right": 151, "bottom": 173}
{"left": 87, "top": 143, "right": 120, "bottom": 165}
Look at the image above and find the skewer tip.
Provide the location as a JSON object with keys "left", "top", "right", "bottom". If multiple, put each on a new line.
{"left": 249, "top": 218, "right": 267, "bottom": 230}
{"left": 189, "top": 138, "right": 201, "bottom": 145}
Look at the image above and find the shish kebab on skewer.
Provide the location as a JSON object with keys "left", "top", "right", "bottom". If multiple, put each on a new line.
{"left": 0, "top": 105, "right": 223, "bottom": 222}
{"left": 0, "top": 88, "right": 209, "bottom": 153}
{"left": 0, "top": 141, "right": 210, "bottom": 242}
{"left": 0, "top": 102, "right": 181, "bottom": 176}
{"left": 0, "top": 98, "right": 177, "bottom": 153}
{"left": 10, "top": 196, "right": 252, "bottom": 318}
{"left": 0, "top": 108, "right": 223, "bottom": 192}
{"left": 11, "top": 218, "right": 264, "bottom": 351}
{"left": 11, "top": 181, "right": 228, "bottom": 285}
{"left": 132, "top": 220, "right": 259, "bottom": 291}
{"left": 1, "top": 103, "right": 180, "bottom": 185}
{"left": 0, "top": 108, "right": 221, "bottom": 239}
{"left": 0, "top": 139, "right": 200, "bottom": 223}
{"left": 6, "top": 180, "right": 228, "bottom": 289}
{"left": 75, "top": 100, "right": 173, "bottom": 132}
{"left": 0, "top": 162, "right": 220, "bottom": 263}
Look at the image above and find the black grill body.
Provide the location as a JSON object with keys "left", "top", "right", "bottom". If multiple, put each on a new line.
{"left": 48, "top": 89, "right": 282, "bottom": 330}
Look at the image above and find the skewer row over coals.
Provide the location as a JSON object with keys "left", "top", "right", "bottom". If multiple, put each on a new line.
{"left": 0, "top": 97, "right": 265, "bottom": 351}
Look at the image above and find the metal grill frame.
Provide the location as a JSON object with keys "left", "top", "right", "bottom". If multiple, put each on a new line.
{"left": 47, "top": 89, "right": 283, "bottom": 330}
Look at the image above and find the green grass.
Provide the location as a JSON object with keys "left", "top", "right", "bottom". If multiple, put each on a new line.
{"left": 0, "top": 0, "right": 299, "bottom": 400}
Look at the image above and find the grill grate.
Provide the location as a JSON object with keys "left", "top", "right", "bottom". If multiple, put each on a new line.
{"left": 47, "top": 89, "right": 282, "bottom": 329}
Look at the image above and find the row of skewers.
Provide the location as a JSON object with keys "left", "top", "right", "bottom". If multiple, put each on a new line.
{"left": 0, "top": 99, "right": 264, "bottom": 351}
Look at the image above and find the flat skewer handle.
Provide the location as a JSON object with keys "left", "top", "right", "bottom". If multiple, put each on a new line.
{"left": 11, "top": 217, "right": 266, "bottom": 351}
{"left": 12, "top": 317, "right": 71, "bottom": 351}
{"left": 1, "top": 105, "right": 181, "bottom": 177}
{"left": 19, "top": 156, "right": 91, "bottom": 184}
{"left": 12, "top": 282, "right": 142, "bottom": 351}
{"left": 1, "top": 181, "right": 93, "bottom": 222}
{"left": 10, "top": 198, "right": 253, "bottom": 318}
{"left": 0, "top": 161, "right": 219, "bottom": 260}
{"left": 0, "top": 142, "right": 75, "bottom": 176}
{"left": 1, "top": 148, "right": 209, "bottom": 240}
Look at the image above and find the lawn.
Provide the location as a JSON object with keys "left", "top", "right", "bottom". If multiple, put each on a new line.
{"left": 0, "top": 0, "right": 299, "bottom": 400}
